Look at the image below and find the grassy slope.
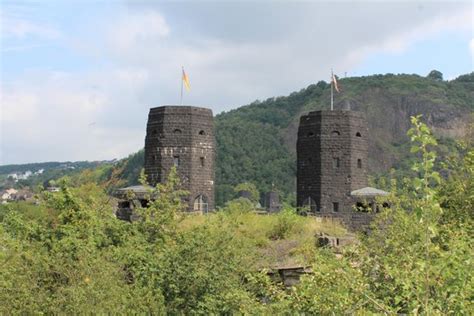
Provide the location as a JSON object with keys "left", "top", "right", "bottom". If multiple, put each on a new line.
{"left": 179, "top": 208, "right": 347, "bottom": 269}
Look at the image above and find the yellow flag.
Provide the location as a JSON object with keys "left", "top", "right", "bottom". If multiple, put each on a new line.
{"left": 182, "top": 68, "right": 190, "bottom": 91}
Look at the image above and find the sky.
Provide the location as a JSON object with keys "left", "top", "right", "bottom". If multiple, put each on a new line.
{"left": 1, "top": 0, "right": 473, "bottom": 165}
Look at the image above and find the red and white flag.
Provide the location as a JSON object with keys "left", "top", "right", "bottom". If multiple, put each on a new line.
{"left": 332, "top": 72, "right": 340, "bottom": 92}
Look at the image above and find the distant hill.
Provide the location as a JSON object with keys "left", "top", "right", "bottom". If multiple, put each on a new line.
{"left": 0, "top": 160, "right": 116, "bottom": 190}
{"left": 3, "top": 72, "right": 473, "bottom": 205}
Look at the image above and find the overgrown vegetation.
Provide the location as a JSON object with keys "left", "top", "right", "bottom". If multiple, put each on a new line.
{"left": 1, "top": 117, "right": 472, "bottom": 314}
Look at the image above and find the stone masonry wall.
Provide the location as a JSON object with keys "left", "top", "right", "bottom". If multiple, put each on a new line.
{"left": 144, "top": 106, "right": 215, "bottom": 212}
{"left": 297, "top": 110, "right": 369, "bottom": 228}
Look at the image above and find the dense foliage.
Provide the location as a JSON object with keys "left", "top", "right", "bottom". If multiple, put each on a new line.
{"left": 1, "top": 118, "right": 472, "bottom": 314}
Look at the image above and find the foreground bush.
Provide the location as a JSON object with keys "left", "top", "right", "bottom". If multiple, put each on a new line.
{"left": 1, "top": 117, "right": 472, "bottom": 314}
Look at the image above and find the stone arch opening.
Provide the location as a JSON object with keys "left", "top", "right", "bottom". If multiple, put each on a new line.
{"left": 303, "top": 197, "right": 318, "bottom": 213}
{"left": 331, "top": 130, "right": 340, "bottom": 136}
{"left": 174, "top": 129, "right": 182, "bottom": 134}
{"left": 194, "top": 195, "right": 209, "bottom": 213}
{"left": 199, "top": 130, "right": 206, "bottom": 135}
{"left": 356, "top": 132, "right": 362, "bottom": 137}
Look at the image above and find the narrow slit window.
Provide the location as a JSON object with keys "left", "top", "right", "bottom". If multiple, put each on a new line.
{"left": 357, "top": 159, "right": 362, "bottom": 168}
{"left": 173, "top": 156, "right": 180, "bottom": 167}
{"left": 333, "top": 157, "right": 340, "bottom": 168}
{"left": 200, "top": 157, "right": 205, "bottom": 167}
{"left": 333, "top": 202, "right": 339, "bottom": 212}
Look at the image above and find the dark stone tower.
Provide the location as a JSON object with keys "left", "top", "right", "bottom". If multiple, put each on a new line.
{"left": 144, "top": 106, "right": 215, "bottom": 212}
{"left": 296, "top": 110, "right": 368, "bottom": 222}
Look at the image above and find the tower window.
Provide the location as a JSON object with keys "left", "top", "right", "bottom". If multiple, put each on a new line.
{"left": 307, "top": 132, "right": 315, "bottom": 137}
{"left": 139, "top": 199, "right": 148, "bottom": 208}
{"left": 194, "top": 195, "right": 209, "bottom": 213}
{"left": 199, "top": 130, "right": 206, "bottom": 135}
{"left": 333, "top": 157, "right": 340, "bottom": 168}
{"left": 331, "top": 130, "right": 340, "bottom": 136}
{"left": 357, "top": 159, "right": 362, "bottom": 168}
{"left": 173, "top": 156, "right": 180, "bottom": 167}
{"left": 200, "top": 157, "right": 205, "bottom": 167}
{"left": 356, "top": 132, "right": 362, "bottom": 137}
{"left": 333, "top": 202, "right": 339, "bottom": 212}
{"left": 356, "top": 202, "right": 369, "bottom": 212}
{"left": 174, "top": 129, "right": 182, "bottom": 134}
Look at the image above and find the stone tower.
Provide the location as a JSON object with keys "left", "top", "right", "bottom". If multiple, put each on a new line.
{"left": 296, "top": 110, "right": 368, "bottom": 221}
{"left": 144, "top": 106, "right": 215, "bottom": 212}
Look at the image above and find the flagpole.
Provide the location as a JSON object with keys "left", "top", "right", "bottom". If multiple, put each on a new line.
{"left": 180, "top": 67, "right": 184, "bottom": 105}
{"left": 330, "top": 69, "right": 334, "bottom": 111}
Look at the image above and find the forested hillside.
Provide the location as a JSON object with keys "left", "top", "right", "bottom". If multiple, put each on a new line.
{"left": 0, "top": 161, "right": 115, "bottom": 191}
{"left": 3, "top": 72, "right": 473, "bottom": 206}
{"left": 213, "top": 71, "right": 473, "bottom": 205}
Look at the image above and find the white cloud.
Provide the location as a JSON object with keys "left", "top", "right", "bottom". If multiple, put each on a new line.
{"left": 1, "top": 2, "right": 473, "bottom": 164}
{"left": 0, "top": 10, "right": 60, "bottom": 40}
{"left": 343, "top": 7, "right": 471, "bottom": 71}
{"left": 106, "top": 10, "right": 169, "bottom": 54}
{"left": 0, "top": 68, "right": 150, "bottom": 164}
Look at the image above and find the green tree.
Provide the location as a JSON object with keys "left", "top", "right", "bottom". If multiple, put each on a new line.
{"left": 234, "top": 182, "right": 260, "bottom": 203}
{"left": 427, "top": 69, "right": 443, "bottom": 81}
